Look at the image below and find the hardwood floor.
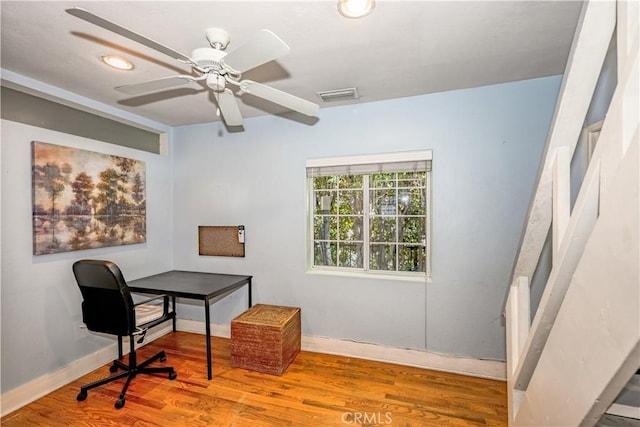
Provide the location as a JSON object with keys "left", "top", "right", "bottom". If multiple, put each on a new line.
{"left": 1, "top": 332, "right": 507, "bottom": 426}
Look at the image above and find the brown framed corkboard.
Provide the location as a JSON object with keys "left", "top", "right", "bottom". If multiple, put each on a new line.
{"left": 198, "top": 226, "right": 245, "bottom": 257}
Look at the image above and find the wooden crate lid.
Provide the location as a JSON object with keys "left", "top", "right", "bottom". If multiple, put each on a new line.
{"left": 233, "top": 304, "right": 300, "bottom": 327}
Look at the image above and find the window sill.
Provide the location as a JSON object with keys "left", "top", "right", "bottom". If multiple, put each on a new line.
{"left": 306, "top": 268, "right": 431, "bottom": 283}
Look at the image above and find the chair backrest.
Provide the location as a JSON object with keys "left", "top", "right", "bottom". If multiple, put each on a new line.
{"left": 72, "top": 260, "right": 135, "bottom": 336}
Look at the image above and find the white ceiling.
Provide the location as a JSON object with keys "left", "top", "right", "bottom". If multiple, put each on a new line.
{"left": 1, "top": 1, "right": 583, "bottom": 128}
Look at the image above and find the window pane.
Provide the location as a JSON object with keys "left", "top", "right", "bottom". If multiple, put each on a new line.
{"left": 338, "top": 243, "right": 363, "bottom": 268}
{"left": 398, "top": 217, "right": 425, "bottom": 243}
{"left": 369, "top": 244, "right": 396, "bottom": 271}
{"left": 397, "top": 171, "right": 426, "bottom": 187}
{"left": 370, "top": 217, "right": 396, "bottom": 242}
{"left": 338, "top": 175, "right": 363, "bottom": 189}
{"left": 397, "top": 188, "right": 425, "bottom": 215}
{"left": 314, "top": 241, "right": 337, "bottom": 266}
{"left": 313, "top": 176, "right": 338, "bottom": 190}
{"left": 313, "top": 215, "right": 337, "bottom": 240}
{"left": 398, "top": 245, "right": 426, "bottom": 272}
{"left": 371, "top": 172, "right": 395, "bottom": 188}
{"left": 314, "top": 190, "right": 336, "bottom": 214}
{"left": 338, "top": 216, "right": 363, "bottom": 241}
{"left": 370, "top": 189, "right": 396, "bottom": 215}
{"left": 338, "top": 190, "right": 363, "bottom": 214}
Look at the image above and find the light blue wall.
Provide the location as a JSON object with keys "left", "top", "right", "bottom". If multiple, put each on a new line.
{"left": 172, "top": 75, "right": 561, "bottom": 361}
{"left": 0, "top": 120, "right": 174, "bottom": 393}
{"left": 0, "top": 74, "right": 560, "bottom": 397}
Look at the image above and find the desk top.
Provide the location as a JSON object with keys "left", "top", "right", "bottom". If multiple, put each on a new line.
{"left": 128, "top": 270, "right": 252, "bottom": 301}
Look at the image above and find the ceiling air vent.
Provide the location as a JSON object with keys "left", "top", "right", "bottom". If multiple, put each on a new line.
{"left": 316, "top": 87, "right": 359, "bottom": 103}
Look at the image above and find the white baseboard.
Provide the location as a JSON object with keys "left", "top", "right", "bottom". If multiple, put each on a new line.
{"left": 176, "top": 320, "right": 506, "bottom": 381}
{"left": 177, "top": 319, "right": 507, "bottom": 381}
{"left": 1, "top": 322, "right": 505, "bottom": 417}
{"left": 300, "top": 336, "right": 506, "bottom": 381}
{"left": 0, "top": 325, "right": 172, "bottom": 417}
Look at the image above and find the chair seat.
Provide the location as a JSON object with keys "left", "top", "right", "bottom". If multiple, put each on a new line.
{"left": 135, "top": 303, "right": 164, "bottom": 326}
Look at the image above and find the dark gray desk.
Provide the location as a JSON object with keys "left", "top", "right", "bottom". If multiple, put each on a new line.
{"left": 128, "top": 270, "right": 252, "bottom": 379}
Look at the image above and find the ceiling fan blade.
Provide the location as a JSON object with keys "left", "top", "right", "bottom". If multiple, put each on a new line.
{"left": 65, "top": 8, "right": 195, "bottom": 66}
{"left": 217, "top": 89, "right": 243, "bottom": 126}
{"left": 240, "top": 80, "right": 319, "bottom": 117}
{"left": 222, "top": 30, "right": 290, "bottom": 74}
{"left": 115, "top": 75, "right": 198, "bottom": 95}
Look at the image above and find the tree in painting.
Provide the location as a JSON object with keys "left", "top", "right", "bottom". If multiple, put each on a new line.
{"left": 131, "top": 173, "right": 145, "bottom": 214}
{"left": 70, "top": 172, "right": 95, "bottom": 215}
{"left": 96, "top": 168, "right": 123, "bottom": 217}
{"left": 32, "top": 161, "right": 72, "bottom": 247}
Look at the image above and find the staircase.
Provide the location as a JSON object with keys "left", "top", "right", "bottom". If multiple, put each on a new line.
{"left": 504, "top": 1, "right": 639, "bottom": 425}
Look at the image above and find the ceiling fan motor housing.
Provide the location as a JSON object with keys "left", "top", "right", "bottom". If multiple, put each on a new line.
{"left": 191, "top": 47, "right": 227, "bottom": 71}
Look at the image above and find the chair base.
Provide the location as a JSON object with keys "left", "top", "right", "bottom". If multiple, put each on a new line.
{"left": 77, "top": 348, "right": 176, "bottom": 409}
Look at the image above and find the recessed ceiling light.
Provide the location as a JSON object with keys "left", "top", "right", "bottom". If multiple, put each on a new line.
{"left": 101, "top": 55, "right": 134, "bottom": 70}
{"left": 337, "top": 0, "right": 375, "bottom": 18}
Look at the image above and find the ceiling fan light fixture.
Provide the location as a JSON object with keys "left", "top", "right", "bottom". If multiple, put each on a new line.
{"left": 337, "top": 0, "right": 375, "bottom": 18}
{"left": 101, "top": 55, "right": 134, "bottom": 70}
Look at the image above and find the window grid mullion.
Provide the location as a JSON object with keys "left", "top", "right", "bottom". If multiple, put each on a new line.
{"left": 363, "top": 174, "right": 370, "bottom": 272}
{"left": 394, "top": 174, "right": 399, "bottom": 272}
{"left": 425, "top": 171, "right": 432, "bottom": 278}
{"left": 336, "top": 185, "right": 340, "bottom": 267}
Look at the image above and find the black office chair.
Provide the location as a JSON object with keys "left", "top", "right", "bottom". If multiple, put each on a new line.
{"left": 72, "top": 259, "right": 177, "bottom": 409}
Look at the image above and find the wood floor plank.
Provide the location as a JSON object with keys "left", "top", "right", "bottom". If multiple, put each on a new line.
{"left": 1, "top": 332, "right": 507, "bottom": 426}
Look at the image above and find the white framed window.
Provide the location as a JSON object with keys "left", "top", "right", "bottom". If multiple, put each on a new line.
{"left": 306, "top": 150, "right": 432, "bottom": 278}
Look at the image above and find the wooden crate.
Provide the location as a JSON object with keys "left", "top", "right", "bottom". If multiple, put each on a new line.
{"left": 230, "top": 304, "right": 301, "bottom": 376}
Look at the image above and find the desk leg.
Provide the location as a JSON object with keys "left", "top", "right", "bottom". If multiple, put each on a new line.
{"left": 171, "top": 296, "right": 177, "bottom": 332}
{"left": 248, "top": 279, "right": 252, "bottom": 307}
{"left": 205, "top": 299, "right": 212, "bottom": 380}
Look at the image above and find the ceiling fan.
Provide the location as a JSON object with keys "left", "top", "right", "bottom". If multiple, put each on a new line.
{"left": 65, "top": 7, "right": 319, "bottom": 127}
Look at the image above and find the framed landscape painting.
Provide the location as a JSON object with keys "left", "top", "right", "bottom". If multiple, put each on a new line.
{"left": 32, "top": 141, "right": 146, "bottom": 255}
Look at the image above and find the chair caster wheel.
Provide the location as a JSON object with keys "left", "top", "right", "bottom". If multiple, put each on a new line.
{"left": 169, "top": 372, "right": 177, "bottom": 380}
{"left": 160, "top": 355, "right": 167, "bottom": 362}
{"left": 109, "top": 364, "right": 119, "bottom": 373}
{"left": 115, "top": 398, "right": 125, "bottom": 409}
{"left": 77, "top": 390, "right": 87, "bottom": 401}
